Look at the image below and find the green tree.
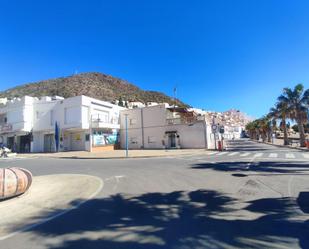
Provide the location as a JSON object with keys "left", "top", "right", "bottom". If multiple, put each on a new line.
{"left": 118, "top": 96, "right": 124, "bottom": 107}
{"left": 278, "top": 84, "right": 309, "bottom": 147}
{"left": 269, "top": 101, "right": 290, "bottom": 145}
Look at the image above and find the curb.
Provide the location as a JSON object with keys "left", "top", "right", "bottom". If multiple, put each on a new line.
{"left": 25, "top": 151, "right": 211, "bottom": 160}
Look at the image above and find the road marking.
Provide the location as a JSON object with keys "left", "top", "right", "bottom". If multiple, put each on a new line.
{"left": 0, "top": 175, "right": 104, "bottom": 241}
{"left": 285, "top": 153, "right": 295, "bottom": 159}
{"left": 208, "top": 152, "right": 219, "bottom": 155}
{"left": 269, "top": 153, "right": 278, "bottom": 158}
{"left": 302, "top": 153, "right": 309, "bottom": 159}
{"left": 218, "top": 152, "right": 228, "bottom": 155}
{"left": 0, "top": 157, "right": 33, "bottom": 161}
{"left": 228, "top": 152, "right": 239, "bottom": 156}
{"left": 288, "top": 175, "right": 295, "bottom": 197}
{"left": 240, "top": 152, "right": 251, "bottom": 157}
{"left": 254, "top": 153, "right": 263, "bottom": 158}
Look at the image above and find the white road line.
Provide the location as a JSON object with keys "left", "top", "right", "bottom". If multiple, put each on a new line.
{"left": 0, "top": 157, "right": 31, "bottom": 161}
{"left": 269, "top": 153, "right": 278, "bottom": 158}
{"left": 240, "top": 152, "right": 251, "bottom": 157}
{"left": 285, "top": 153, "right": 295, "bottom": 159}
{"left": 194, "top": 157, "right": 206, "bottom": 160}
{"left": 254, "top": 153, "right": 263, "bottom": 158}
{"left": 0, "top": 176, "right": 104, "bottom": 241}
{"left": 302, "top": 153, "right": 309, "bottom": 159}
{"left": 208, "top": 152, "right": 219, "bottom": 155}
{"left": 228, "top": 152, "right": 239, "bottom": 156}
{"left": 218, "top": 152, "right": 228, "bottom": 155}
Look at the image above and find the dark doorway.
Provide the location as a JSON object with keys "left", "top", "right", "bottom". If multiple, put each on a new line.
{"left": 19, "top": 134, "right": 31, "bottom": 153}
{"left": 7, "top": 137, "right": 14, "bottom": 151}
{"left": 168, "top": 133, "right": 176, "bottom": 148}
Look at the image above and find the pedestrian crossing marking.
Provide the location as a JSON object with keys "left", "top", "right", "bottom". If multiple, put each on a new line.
{"left": 240, "top": 152, "right": 251, "bottom": 157}
{"left": 269, "top": 153, "right": 278, "bottom": 158}
{"left": 219, "top": 152, "right": 228, "bottom": 155}
{"left": 254, "top": 153, "right": 263, "bottom": 157}
{"left": 302, "top": 153, "right": 309, "bottom": 159}
{"left": 228, "top": 152, "right": 239, "bottom": 156}
{"left": 285, "top": 153, "right": 295, "bottom": 159}
{"left": 208, "top": 152, "right": 219, "bottom": 155}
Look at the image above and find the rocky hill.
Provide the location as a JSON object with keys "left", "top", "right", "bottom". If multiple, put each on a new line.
{"left": 0, "top": 72, "right": 188, "bottom": 107}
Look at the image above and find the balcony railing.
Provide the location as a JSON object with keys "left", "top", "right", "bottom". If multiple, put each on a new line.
{"left": 0, "top": 123, "right": 13, "bottom": 133}
{"left": 166, "top": 117, "right": 198, "bottom": 125}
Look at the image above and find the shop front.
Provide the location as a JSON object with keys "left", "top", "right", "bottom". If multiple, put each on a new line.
{"left": 91, "top": 128, "right": 119, "bottom": 151}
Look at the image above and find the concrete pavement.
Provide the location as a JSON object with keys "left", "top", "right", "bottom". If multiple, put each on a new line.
{"left": 0, "top": 174, "right": 102, "bottom": 241}
{"left": 0, "top": 139, "right": 308, "bottom": 249}
{"left": 17, "top": 148, "right": 209, "bottom": 159}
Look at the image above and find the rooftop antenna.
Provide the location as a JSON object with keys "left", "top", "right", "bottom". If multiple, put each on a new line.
{"left": 173, "top": 85, "right": 177, "bottom": 108}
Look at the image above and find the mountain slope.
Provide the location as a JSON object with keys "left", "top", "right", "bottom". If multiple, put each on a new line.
{"left": 0, "top": 72, "right": 188, "bottom": 107}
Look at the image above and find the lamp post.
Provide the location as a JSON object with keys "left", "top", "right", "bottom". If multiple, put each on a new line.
{"left": 125, "top": 114, "right": 128, "bottom": 158}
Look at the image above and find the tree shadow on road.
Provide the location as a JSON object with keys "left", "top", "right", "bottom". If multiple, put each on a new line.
{"left": 24, "top": 189, "right": 309, "bottom": 249}
{"left": 192, "top": 161, "right": 309, "bottom": 174}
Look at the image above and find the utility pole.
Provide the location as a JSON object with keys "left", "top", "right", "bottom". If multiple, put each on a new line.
{"left": 212, "top": 117, "right": 217, "bottom": 150}
{"left": 173, "top": 86, "right": 177, "bottom": 109}
{"left": 125, "top": 114, "right": 129, "bottom": 158}
{"left": 89, "top": 113, "right": 93, "bottom": 152}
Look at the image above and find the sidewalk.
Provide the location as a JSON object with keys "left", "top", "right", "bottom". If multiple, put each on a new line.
{"left": 255, "top": 138, "right": 309, "bottom": 151}
{"left": 18, "top": 149, "right": 210, "bottom": 159}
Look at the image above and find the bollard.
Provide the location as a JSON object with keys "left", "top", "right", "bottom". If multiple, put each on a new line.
{"left": 218, "top": 141, "right": 222, "bottom": 151}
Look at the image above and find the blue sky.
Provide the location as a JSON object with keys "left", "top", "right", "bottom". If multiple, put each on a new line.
{"left": 0, "top": 0, "right": 308, "bottom": 117}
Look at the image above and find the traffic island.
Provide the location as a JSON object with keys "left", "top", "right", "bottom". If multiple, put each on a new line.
{"left": 0, "top": 174, "right": 103, "bottom": 240}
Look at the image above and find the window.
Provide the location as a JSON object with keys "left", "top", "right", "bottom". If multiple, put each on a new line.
{"left": 148, "top": 136, "right": 156, "bottom": 143}
{"left": 92, "top": 109, "right": 109, "bottom": 123}
{"left": 130, "top": 118, "right": 137, "bottom": 125}
{"left": 50, "top": 110, "right": 54, "bottom": 126}
{"left": 0, "top": 114, "right": 7, "bottom": 124}
{"left": 130, "top": 137, "right": 138, "bottom": 144}
{"left": 64, "top": 107, "right": 80, "bottom": 124}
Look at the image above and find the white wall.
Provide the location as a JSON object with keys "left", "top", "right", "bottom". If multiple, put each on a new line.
{"left": 0, "top": 96, "right": 34, "bottom": 134}
{"left": 120, "top": 105, "right": 211, "bottom": 149}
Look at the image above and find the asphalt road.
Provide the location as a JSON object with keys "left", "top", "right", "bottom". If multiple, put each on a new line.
{"left": 0, "top": 139, "right": 309, "bottom": 249}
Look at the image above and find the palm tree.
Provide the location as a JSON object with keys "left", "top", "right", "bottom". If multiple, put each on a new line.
{"left": 257, "top": 116, "right": 272, "bottom": 143}
{"left": 246, "top": 121, "right": 256, "bottom": 139}
{"left": 269, "top": 101, "right": 290, "bottom": 145}
{"left": 246, "top": 119, "right": 260, "bottom": 140}
{"left": 278, "top": 84, "right": 309, "bottom": 147}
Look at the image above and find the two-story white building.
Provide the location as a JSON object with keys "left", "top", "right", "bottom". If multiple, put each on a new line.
{"left": 119, "top": 105, "right": 215, "bottom": 150}
{"left": 0, "top": 96, "right": 34, "bottom": 152}
{"left": 0, "top": 95, "right": 124, "bottom": 153}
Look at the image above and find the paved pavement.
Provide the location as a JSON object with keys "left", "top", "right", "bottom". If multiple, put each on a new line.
{"left": 0, "top": 139, "right": 308, "bottom": 249}
{"left": 17, "top": 148, "right": 209, "bottom": 159}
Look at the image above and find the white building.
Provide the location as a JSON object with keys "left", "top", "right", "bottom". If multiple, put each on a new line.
{"left": 0, "top": 96, "right": 34, "bottom": 152}
{"left": 119, "top": 105, "right": 216, "bottom": 150}
{"left": 0, "top": 95, "right": 124, "bottom": 153}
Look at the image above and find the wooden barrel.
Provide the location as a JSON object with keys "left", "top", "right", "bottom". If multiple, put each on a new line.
{"left": 0, "top": 167, "right": 32, "bottom": 200}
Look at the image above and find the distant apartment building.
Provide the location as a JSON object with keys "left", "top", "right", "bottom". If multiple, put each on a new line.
{"left": 119, "top": 105, "right": 216, "bottom": 150}
{"left": 0, "top": 95, "right": 124, "bottom": 153}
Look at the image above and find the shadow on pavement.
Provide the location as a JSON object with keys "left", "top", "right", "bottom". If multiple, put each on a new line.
{"left": 298, "top": 192, "right": 309, "bottom": 214}
{"left": 192, "top": 161, "right": 309, "bottom": 174}
{"left": 21, "top": 189, "right": 309, "bottom": 249}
